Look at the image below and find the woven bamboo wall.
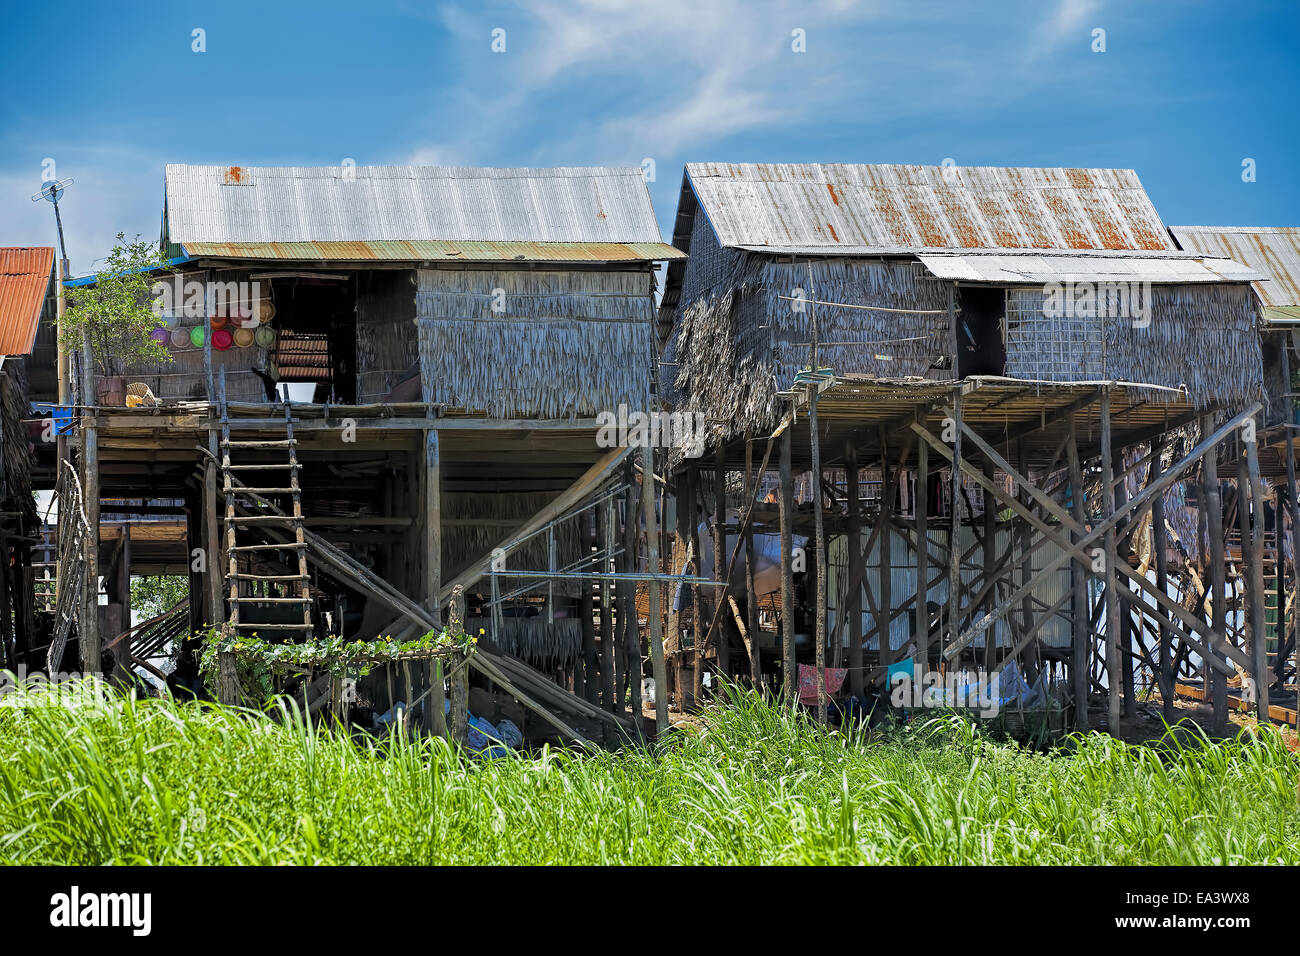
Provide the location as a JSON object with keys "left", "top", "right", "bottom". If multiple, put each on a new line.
{"left": 416, "top": 266, "right": 654, "bottom": 418}
{"left": 356, "top": 270, "right": 418, "bottom": 403}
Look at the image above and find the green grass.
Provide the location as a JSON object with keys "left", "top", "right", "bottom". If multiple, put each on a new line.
{"left": 0, "top": 680, "right": 1296, "bottom": 864}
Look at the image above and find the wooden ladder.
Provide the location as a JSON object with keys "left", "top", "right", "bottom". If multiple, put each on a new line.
{"left": 220, "top": 399, "right": 314, "bottom": 637}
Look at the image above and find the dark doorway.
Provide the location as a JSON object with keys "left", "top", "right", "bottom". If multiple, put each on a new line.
{"left": 956, "top": 286, "right": 1006, "bottom": 377}
{"left": 265, "top": 274, "right": 358, "bottom": 403}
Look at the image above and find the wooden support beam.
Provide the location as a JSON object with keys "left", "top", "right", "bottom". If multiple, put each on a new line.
{"left": 878, "top": 428, "right": 893, "bottom": 671}
{"left": 982, "top": 455, "right": 997, "bottom": 672}
{"left": 947, "top": 388, "right": 963, "bottom": 667}
{"left": 715, "top": 443, "right": 730, "bottom": 677}
{"left": 438, "top": 446, "right": 631, "bottom": 601}
{"left": 1203, "top": 413, "right": 1229, "bottom": 735}
{"left": 1150, "top": 438, "right": 1174, "bottom": 722}
{"left": 687, "top": 467, "right": 702, "bottom": 712}
{"left": 1287, "top": 402, "right": 1300, "bottom": 737}
{"left": 580, "top": 509, "right": 596, "bottom": 703}
{"left": 810, "top": 390, "right": 827, "bottom": 724}
{"left": 1100, "top": 388, "right": 1124, "bottom": 735}
{"left": 919, "top": 416, "right": 1246, "bottom": 676}
{"left": 779, "top": 429, "right": 794, "bottom": 698}
{"left": 643, "top": 447, "right": 667, "bottom": 734}
{"left": 622, "top": 463, "right": 639, "bottom": 719}
{"left": 744, "top": 438, "right": 761, "bottom": 688}
{"left": 1245, "top": 427, "right": 1271, "bottom": 722}
{"left": 931, "top": 403, "right": 1261, "bottom": 660}
{"left": 80, "top": 413, "right": 101, "bottom": 673}
{"left": 914, "top": 422, "right": 929, "bottom": 683}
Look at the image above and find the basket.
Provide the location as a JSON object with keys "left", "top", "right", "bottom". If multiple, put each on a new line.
{"left": 126, "top": 383, "right": 158, "bottom": 408}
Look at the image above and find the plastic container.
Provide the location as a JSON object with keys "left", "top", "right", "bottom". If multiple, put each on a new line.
{"left": 170, "top": 328, "right": 191, "bottom": 349}
{"left": 276, "top": 382, "right": 316, "bottom": 403}
{"left": 212, "top": 329, "right": 233, "bottom": 351}
{"left": 189, "top": 326, "right": 206, "bottom": 348}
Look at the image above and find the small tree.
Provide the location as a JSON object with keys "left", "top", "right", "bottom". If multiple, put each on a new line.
{"left": 60, "top": 233, "right": 172, "bottom": 383}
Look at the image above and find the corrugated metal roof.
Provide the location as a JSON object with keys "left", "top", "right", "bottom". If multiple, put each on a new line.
{"left": 179, "top": 239, "right": 683, "bottom": 262}
{"left": 0, "top": 247, "right": 54, "bottom": 356}
{"left": 1169, "top": 225, "right": 1300, "bottom": 310}
{"left": 918, "top": 252, "right": 1261, "bottom": 284}
{"left": 685, "top": 163, "right": 1177, "bottom": 254}
{"left": 164, "top": 165, "right": 672, "bottom": 257}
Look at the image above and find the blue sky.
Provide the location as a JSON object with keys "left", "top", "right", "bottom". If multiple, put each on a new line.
{"left": 1, "top": 0, "right": 1296, "bottom": 271}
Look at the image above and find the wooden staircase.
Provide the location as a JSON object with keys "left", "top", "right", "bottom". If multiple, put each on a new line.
{"left": 220, "top": 399, "right": 314, "bottom": 637}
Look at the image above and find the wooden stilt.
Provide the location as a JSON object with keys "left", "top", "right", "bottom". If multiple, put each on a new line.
{"left": 714, "top": 443, "right": 730, "bottom": 677}
{"left": 1287, "top": 431, "right": 1300, "bottom": 738}
{"left": 1113, "top": 449, "right": 1136, "bottom": 719}
{"left": 1017, "top": 438, "right": 1041, "bottom": 682}
{"left": 1245, "top": 423, "right": 1271, "bottom": 722}
{"left": 779, "top": 428, "right": 795, "bottom": 699}
{"left": 687, "top": 466, "right": 702, "bottom": 711}
{"left": 1150, "top": 438, "right": 1174, "bottom": 722}
{"left": 982, "top": 455, "right": 997, "bottom": 672}
{"left": 580, "top": 509, "right": 596, "bottom": 703}
{"left": 424, "top": 427, "right": 445, "bottom": 737}
{"left": 846, "top": 443, "right": 863, "bottom": 699}
{"left": 810, "top": 390, "right": 827, "bottom": 724}
{"left": 599, "top": 494, "right": 617, "bottom": 710}
{"left": 1100, "top": 388, "right": 1123, "bottom": 736}
{"left": 1202, "top": 413, "right": 1229, "bottom": 735}
{"left": 914, "top": 420, "right": 929, "bottom": 688}
{"left": 642, "top": 449, "right": 667, "bottom": 734}
{"left": 878, "top": 430, "right": 894, "bottom": 677}
{"left": 744, "top": 438, "right": 761, "bottom": 689}
{"left": 449, "top": 650, "right": 469, "bottom": 746}
{"left": 947, "top": 390, "right": 963, "bottom": 670}
{"left": 622, "top": 463, "right": 640, "bottom": 718}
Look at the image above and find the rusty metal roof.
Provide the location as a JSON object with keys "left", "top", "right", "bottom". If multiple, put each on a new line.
{"left": 684, "top": 163, "right": 1177, "bottom": 254}
{"left": 1169, "top": 226, "right": 1300, "bottom": 315}
{"left": 164, "top": 165, "right": 676, "bottom": 261}
{"left": 918, "top": 251, "right": 1260, "bottom": 284}
{"left": 0, "top": 247, "right": 54, "bottom": 356}
{"left": 179, "top": 239, "right": 683, "bottom": 263}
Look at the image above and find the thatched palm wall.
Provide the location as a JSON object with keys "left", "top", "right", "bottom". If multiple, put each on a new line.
{"left": 417, "top": 267, "right": 654, "bottom": 419}
{"left": 1004, "top": 283, "right": 1262, "bottom": 408}
{"left": 669, "top": 252, "right": 949, "bottom": 442}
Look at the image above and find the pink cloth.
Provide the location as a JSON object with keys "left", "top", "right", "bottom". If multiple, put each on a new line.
{"left": 797, "top": 664, "right": 848, "bottom": 704}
